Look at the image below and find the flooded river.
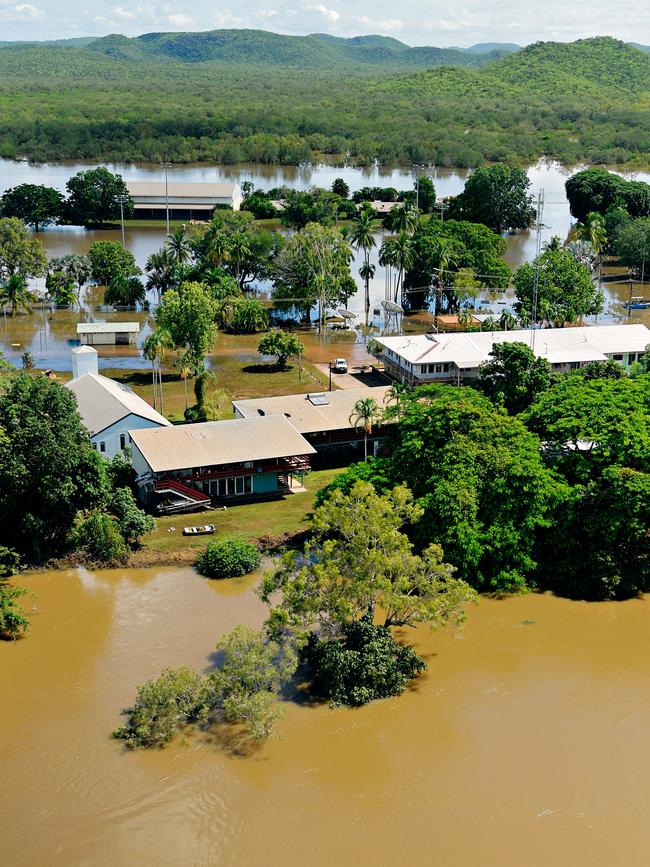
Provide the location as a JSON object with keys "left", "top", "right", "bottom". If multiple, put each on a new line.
{"left": 2, "top": 566, "right": 650, "bottom": 866}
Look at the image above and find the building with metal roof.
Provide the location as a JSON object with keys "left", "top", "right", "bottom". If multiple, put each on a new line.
{"left": 233, "top": 386, "right": 393, "bottom": 463}
{"left": 77, "top": 321, "right": 140, "bottom": 345}
{"left": 129, "top": 416, "right": 316, "bottom": 513}
{"left": 66, "top": 366, "right": 170, "bottom": 459}
{"left": 126, "top": 181, "right": 242, "bottom": 218}
{"left": 376, "top": 324, "right": 650, "bottom": 385}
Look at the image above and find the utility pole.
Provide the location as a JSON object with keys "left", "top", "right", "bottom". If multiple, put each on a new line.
{"left": 531, "top": 188, "right": 545, "bottom": 354}
{"left": 161, "top": 161, "right": 172, "bottom": 236}
{"left": 116, "top": 195, "right": 129, "bottom": 248}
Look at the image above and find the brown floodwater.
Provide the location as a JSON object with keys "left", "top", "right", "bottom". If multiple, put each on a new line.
{"left": 2, "top": 567, "right": 650, "bottom": 866}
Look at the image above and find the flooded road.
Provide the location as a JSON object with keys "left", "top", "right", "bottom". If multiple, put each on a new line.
{"left": 2, "top": 566, "right": 650, "bottom": 866}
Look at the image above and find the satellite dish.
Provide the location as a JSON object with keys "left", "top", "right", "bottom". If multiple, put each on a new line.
{"left": 381, "top": 300, "right": 404, "bottom": 314}
{"left": 338, "top": 309, "right": 357, "bottom": 320}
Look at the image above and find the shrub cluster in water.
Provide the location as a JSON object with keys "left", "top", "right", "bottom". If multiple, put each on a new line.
{"left": 304, "top": 614, "right": 426, "bottom": 706}
{"left": 196, "top": 538, "right": 261, "bottom": 579}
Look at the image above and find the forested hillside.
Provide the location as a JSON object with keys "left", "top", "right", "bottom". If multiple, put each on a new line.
{"left": 0, "top": 34, "right": 648, "bottom": 167}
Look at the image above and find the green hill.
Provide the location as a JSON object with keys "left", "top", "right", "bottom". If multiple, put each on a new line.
{"left": 0, "top": 33, "right": 649, "bottom": 168}
{"left": 86, "top": 28, "right": 509, "bottom": 68}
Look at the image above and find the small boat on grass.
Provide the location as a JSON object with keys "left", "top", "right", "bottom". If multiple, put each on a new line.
{"left": 183, "top": 524, "right": 216, "bottom": 536}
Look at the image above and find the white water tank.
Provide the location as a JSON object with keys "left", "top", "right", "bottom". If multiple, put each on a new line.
{"left": 71, "top": 346, "right": 98, "bottom": 380}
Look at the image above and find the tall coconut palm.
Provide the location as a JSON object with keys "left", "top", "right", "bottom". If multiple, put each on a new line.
{"left": 349, "top": 209, "right": 377, "bottom": 323}
{"left": 227, "top": 231, "right": 252, "bottom": 289}
{"left": 142, "top": 327, "right": 172, "bottom": 414}
{"left": 167, "top": 226, "right": 192, "bottom": 266}
{"left": 0, "top": 274, "right": 38, "bottom": 317}
{"left": 432, "top": 237, "right": 459, "bottom": 314}
{"left": 203, "top": 224, "right": 230, "bottom": 268}
{"left": 380, "top": 232, "right": 415, "bottom": 303}
{"left": 576, "top": 211, "right": 607, "bottom": 255}
{"left": 349, "top": 397, "right": 381, "bottom": 461}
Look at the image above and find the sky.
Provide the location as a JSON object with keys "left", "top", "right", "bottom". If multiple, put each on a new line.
{"left": 1, "top": 0, "right": 650, "bottom": 47}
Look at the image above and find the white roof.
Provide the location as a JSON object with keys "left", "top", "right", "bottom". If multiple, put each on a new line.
{"left": 77, "top": 322, "right": 140, "bottom": 334}
{"left": 126, "top": 181, "right": 239, "bottom": 198}
{"left": 66, "top": 373, "right": 171, "bottom": 436}
{"left": 72, "top": 345, "right": 98, "bottom": 355}
{"left": 377, "top": 325, "right": 650, "bottom": 369}
{"left": 129, "top": 415, "right": 316, "bottom": 474}
{"left": 233, "top": 386, "right": 391, "bottom": 434}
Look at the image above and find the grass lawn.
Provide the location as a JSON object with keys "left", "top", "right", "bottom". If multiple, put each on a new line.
{"left": 103, "top": 356, "right": 330, "bottom": 423}
{"left": 135, "top": 467, "right": 340, "bottom": 565}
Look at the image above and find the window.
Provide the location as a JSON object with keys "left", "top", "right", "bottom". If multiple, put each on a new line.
{"left": 612, "top": 354, "right": 623, "bottom": 361}
{"left": 119, "top": 433, "right": 126, "bottom": 450}
{"left": 99, "top": 441, "right": 106, "bottom": 453}
{"left": 235, "top": 477, "right": 244, "bottom": 495}
{"left": 91, "top": 442, "right": 97, "bottom": 451}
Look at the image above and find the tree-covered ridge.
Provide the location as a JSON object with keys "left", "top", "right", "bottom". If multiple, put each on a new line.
{"left": 85, "top": 29, "right": 511, "bottom": 69}
{"left": 1, "top": 35, "right": 650, "bottom": 166}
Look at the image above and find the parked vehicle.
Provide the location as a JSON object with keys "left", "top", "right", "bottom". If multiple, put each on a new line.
{"left": 182, "top": 524, "right": 216, "bottom": 536}
{"left": 333, "top": 358, "right": 348, "bottom": 373}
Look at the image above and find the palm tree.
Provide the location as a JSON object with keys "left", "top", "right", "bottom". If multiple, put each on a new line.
{"left": 142, "top": 328, "right": 172, "bottom": 413}
{"left": 387, "top": 232, "right": 415, "bottom": 304}
{"left": 0, "top": 274, "right": 38, "bottom": 317}
{"left": 349, "top": 209, "right": 377, "bottom": 323}
{"left": 432, "top": 237, "right": 459, "bottom": 314}
{"left": 145, "top": 248, "right": 177, "bottom": 299}
{"left": 498, "top": 310, "right": 517, "bottom": 331}
{"left": 349, "top": 397, "right": 381, "bottom": 461}
{"left": 384, "top": 382, "right": 409, "bottom": 422}
{"left": 228, "top": 231, "right": 252, "bottom": 288}
{"left": 576, "top": 211, "right": 607, "bottom": 255}
{"left": 167, "top": 226, "right": 192, "bottom": 266}
{"left": 457, "top": 307, "right": 476, "bottom": 330}
{"left": 203, "top": 224, "right": 230, "bottom": 268}
{"left": 385, "top": 203, "right": 419, "bottom": 234}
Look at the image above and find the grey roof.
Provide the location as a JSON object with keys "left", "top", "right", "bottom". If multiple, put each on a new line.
{"left": 129, "top": 415, "right": 315, "bottom": 474}
{"left": 66, "top": 373, "right": 171, "bottom": 436}
{"left": 232, "top": 386, "right": 391, "bottom": 434}
{"left": 77, "top": 322, "right": 140, "bottom": 334}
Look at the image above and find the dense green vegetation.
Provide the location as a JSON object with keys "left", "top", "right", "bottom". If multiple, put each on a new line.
{"left": 1, "top": 35, "right": 650, "bottom": 166}
{"left": 195, "top": 538, "right": 262, "bottom": 579}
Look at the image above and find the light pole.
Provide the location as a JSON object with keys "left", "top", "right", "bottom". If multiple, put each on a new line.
{"left": 116, "top": 195, "right": 129, "bottom": 247}
{"left": 161, "top": 161, "right": 172, "bottom": 236}
{"left": 412, "top": 163, "right": 424, "bottom": 210}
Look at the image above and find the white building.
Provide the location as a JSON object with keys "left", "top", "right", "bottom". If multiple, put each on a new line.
{"left": 77, "top": 322, "right": 140, "bottom": 346}
{"left": 126, "top": 181, "right": 242, "bottom": 218}
{"left": 65, "top": 347, "right": 170, "bottom": 458}
{"left": 376, "top": 324, "right": 650, "bottom": 385}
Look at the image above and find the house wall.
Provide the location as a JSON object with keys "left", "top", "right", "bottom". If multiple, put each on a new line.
{"left": 92, "top": 414, "right": 167, "bottom": 461}
{"left": 80, "top": 331, "right": 137, "bottom": 346}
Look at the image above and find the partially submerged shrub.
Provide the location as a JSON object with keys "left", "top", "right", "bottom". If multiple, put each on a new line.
{"left": 113, "top": 666, "right": 210, "bottom": 749}
{"left": 196, "top": 538, "right": 261, "bottom": 579}
{"left": 0, "top": 546, "right": 20, "bottom": 579}
{"left": 110, "top": 487, "right": 155, "bottom": 546}
{"left": 0, "top": 581, "right": 29, "bottom": 639}
{"left": 305, "top": 613, "right": 426, "bottom": 706}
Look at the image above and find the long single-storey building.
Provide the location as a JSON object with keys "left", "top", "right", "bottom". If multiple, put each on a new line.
{"left": 129, "top": 415, "right": 316, "bottom": 513}
{"left": 376, "top": 324, "right": 650, "bottom": 385}
{"left": 126, "top": 181, "right": 242, "bottom": 219}
{"left": 232, "top": 386, "right": 392, "bottom": 464}
{"left": 66, "top": 348, "right": 170, "bottom": 459}
{"left": 77, "top": 322, "right": 140, "bottom": 346}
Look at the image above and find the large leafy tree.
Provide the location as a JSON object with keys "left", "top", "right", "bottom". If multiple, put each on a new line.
{"left": 0, "top": 375, "right": 109, "bottom": 560}
{"left": 613, "top": 217, "right": 650, "bottom": 275}
{"left": 0, "top": 217, "right": 47, "bottom": 282}
{"left": 450, "top": 165, "right": 534, "bottom": 232}
{"left": 272, "top": 223, "right": 352, "bottom": 329}
{"left": 261, "top": 481, "right": 476, "bottom": 639}
{"left": 1, "top": 184, "right": 63, "bottom": 231}
{"left": 87, "top": 240, "right": 140, "bottom": 286}
{"left": 477, "top": 341, "right": 553, "bottom": 414}
{"left": 196, "top": 211, "right": 280, "bottom": 289}
{"left": 257, "top": 329, "right": 303, "bottom": 368}
{"left": 565, "top": 168, "right": 650, "bottom": 222}
{"left": 155, "top": 281, "right": 217, "bottom": 372}
{"left": 323, "top": 387, "right": 558, "bottom": 593}
{"left": 513, "top": 242, "right": 604, "bottom": 325}
{"left": 65, "top": 167, "right": 133, "bottom": 227}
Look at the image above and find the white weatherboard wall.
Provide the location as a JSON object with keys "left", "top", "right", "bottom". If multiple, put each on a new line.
{"left": 92, "top": 414, "right": 165, "bottom": 461}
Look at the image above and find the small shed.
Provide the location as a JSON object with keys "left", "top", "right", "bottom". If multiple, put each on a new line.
{"left": 77, "top": 322, "right": 140, "bottom": 346}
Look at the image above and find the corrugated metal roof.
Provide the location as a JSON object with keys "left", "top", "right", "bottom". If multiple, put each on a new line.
{"left": 77, "top": 322, "right": 140, "bottom": 334}
{"left": 378, "top": 325, "right": 650, "bottom": 367}
{"left": 66, "top": 373, "right": 171, "bottom": 436}
{"left": 233, "top": 386, "right": 391, "bottom": 434}
{"left": 126, "top": 182, "right": 239, "bottom": 198}
{"left": 129, "top": 415, "right": 316, "bottom": 474}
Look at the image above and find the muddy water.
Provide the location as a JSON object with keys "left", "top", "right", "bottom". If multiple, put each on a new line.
{"left": 2, "top": 567, "right": 650, "bottom": 866}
